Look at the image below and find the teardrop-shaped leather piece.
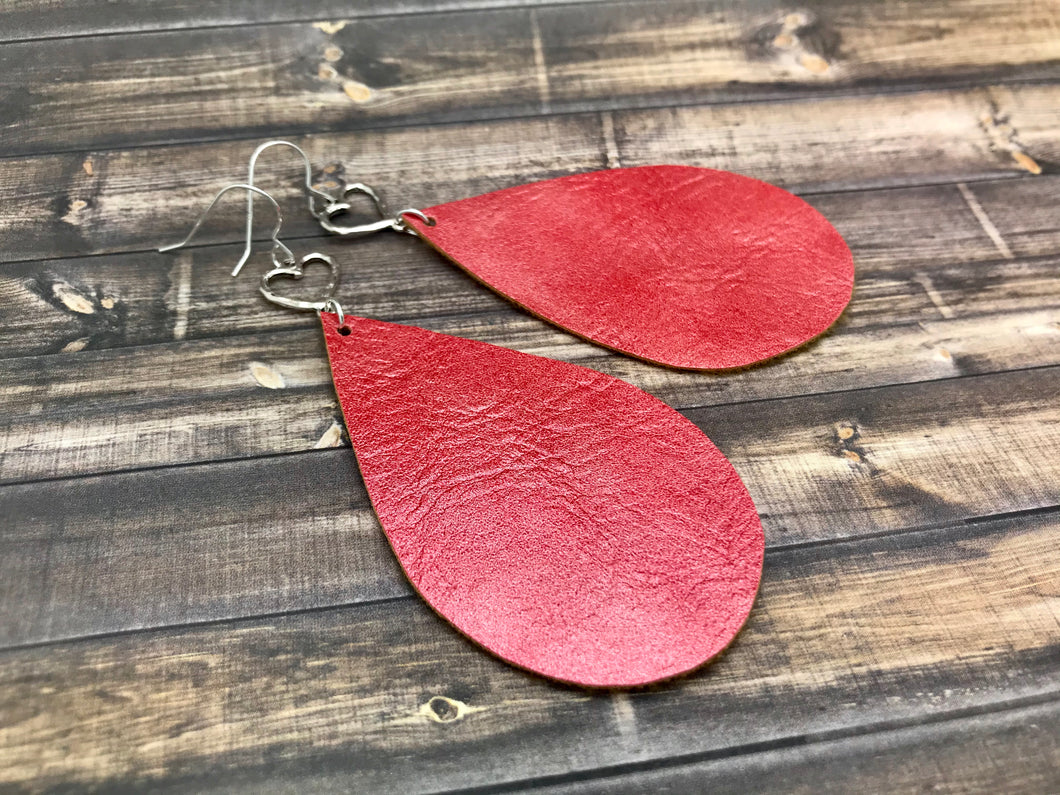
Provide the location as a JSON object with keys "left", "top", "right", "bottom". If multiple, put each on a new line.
{"left": 321, "top": 311, "right": 764, "bottom": 687}
{"left": 405, "top": 166, "right": 854, "bottom": 370}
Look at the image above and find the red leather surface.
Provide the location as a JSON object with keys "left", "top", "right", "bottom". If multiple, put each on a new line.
{"left": 321, "top": 312, "right": 764, "bottom": 687}
{"left": 406, "top": 166, "right": 854, "bottom": 370}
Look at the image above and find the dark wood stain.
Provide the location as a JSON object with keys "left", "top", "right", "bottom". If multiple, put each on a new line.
{"left": 1, "top": 0, "right": 1059, "bottom": 791}
{"left": 2, "top": 1, "right": 1060, "bottom": 156}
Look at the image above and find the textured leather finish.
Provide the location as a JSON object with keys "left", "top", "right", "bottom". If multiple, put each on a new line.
{"left": 406, "top": 166, "right": 854, "bottom": 370}
{"left": 321, "top": 312, "right": 764, "bottom": 687}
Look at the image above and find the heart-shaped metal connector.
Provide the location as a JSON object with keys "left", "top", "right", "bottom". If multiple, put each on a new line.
{"left": 259, "top": 252, "right": 339, "bottom": 312}
{"left": 317, "top": 183, "right": 392, "bottom": 236}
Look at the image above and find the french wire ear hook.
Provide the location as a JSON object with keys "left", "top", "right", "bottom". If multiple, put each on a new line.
{"left": 158, "top": 182, "right": 345, "bottom": 317}
{"left": 159, "top": 183, "right": 295, "bottom": 274}
{"left": 238, "top": 139, "right": 433, "bottom": 244}
{"left": 239, "top": 140, "right": 340, "bottom": 277}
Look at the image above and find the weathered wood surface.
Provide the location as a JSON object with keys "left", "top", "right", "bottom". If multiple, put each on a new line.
{"left": 3, "top": 293, "right": 1060, "bottom": 484}
{"left": 3, "top": 0, "right": 1060, "bottom": 156}
{"left": 5, "top": 182, "right": 1060, "bottom": 484}
{"left": 3, "top": 364, "right": 1060, "bottom": 648}
{"left": 535, "top": 699, "right": 1060, "bottom": 794}
{"left": 0, "top": 0, "right": 615, "bottom": 42}
{"left": 2, "top": 84, "right": 1055, "bottom": 266}
{"left": 1, "top": 0, "right": 1059, "bottom": 791}
{"left": 4, "top": 175, "right": 1060, "bottom": 356}
{"left": 1, "top": 511, "right": 1057, "bottom": 792}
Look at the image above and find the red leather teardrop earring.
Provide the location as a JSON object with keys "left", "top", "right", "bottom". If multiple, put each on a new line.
{"left": 162, "top": 183, "right": 765, "bottom": 688}
{"left": 244, "top": 141, "right": 854, "bottom": 371}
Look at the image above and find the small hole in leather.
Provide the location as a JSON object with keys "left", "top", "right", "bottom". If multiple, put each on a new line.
{"left": 338, "top": 325, "right": 352, "bottom": 336}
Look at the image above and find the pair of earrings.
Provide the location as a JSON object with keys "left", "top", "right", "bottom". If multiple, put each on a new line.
{"left": 162, "top": 144, "right": 854, "bottom": 688}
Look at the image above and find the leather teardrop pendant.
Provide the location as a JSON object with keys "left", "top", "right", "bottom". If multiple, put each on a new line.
{"left": 405, "top": 166, "right": 854, "bottom": 370}
{"left": 321, "top": 312, "right": 764, "bottom": 687}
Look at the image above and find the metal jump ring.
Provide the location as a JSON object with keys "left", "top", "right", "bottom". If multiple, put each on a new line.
{"left": 393, "top": 208, "right": 436, "bottom": 235}
{"left": 321, "top": 298, "right": 346, "bottom": 329}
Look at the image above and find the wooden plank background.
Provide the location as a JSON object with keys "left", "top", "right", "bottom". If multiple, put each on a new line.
{"left": 1, "top": 0, "right": 1058, "bottom": 791}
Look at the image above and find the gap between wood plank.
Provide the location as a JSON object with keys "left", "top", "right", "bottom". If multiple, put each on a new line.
{"left": 0, "top": 169, "right": 1038, "bottom": 272}
{"left": 2, "top": 510, "right": 1056, "bottom": 786}
{"left": 0, "top": 0, "right": 618, "bottom": 46}
{"left": 2, "top": 76, "right": 1057, "bottom": 166}
{"left": 4, "top": 174, "right": 1054, "bottom": 366}
{"left": 0, "top": 593, "right": 412, "bottom": 656}
{"left": 2, "top": 351, "right": 1058, "bottom": 490}
{"left": 450, "top": 688, "right": 1060, "bottom": 795}
{"left": 1, "top": 495, "right": 1054, "bottom": 655}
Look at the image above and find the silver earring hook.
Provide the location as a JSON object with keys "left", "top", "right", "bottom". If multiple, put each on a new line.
{"left": 238, "top": 140, "right": 339, "bottom": 277}
{"left": 240, "top": 140, "right": 435, "bottom": 241}
{"left": 160, "top": 182, "right": 345, "bottom": 319}
{"left": 158, "top": 182, "right": 296, "bottom": 276}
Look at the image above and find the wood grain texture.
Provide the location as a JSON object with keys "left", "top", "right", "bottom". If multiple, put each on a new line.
{"left": 3, "top": 0, "right": 1060, "bottom": 156}
{"left": 3, "top": 202, "right": 1059, "bottom": 486}
{"left": 0, "top": 510, "right": 1057, "bottom": 792}
{"left": 0, "top": 0, "right": 614, "bottom": 42}
{"left": 4, "top": 175, "right": 1059, "bottom": 357}
{"left": 3, "top": 82, "right": 1057, "bottom": 268}
{"left": 5, "top": 306, "right": 1060, "bottom": 485}
{"left": 531, "top": 699, "right": 1060, "bottom": 794}
{"left": 3, "top": 365, "right": 1060, "bottom": 646}
{"left": 3, "top": 0, "right": 1059, "bottom": 789}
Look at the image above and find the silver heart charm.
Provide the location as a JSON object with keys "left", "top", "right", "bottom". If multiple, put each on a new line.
{"left": 259, "top": 253, "right": 340, "bottom": 312}
{"left": 317, "top": 183, "right": 390, "bottom": 236}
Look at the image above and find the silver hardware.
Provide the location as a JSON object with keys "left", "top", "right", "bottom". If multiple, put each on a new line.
{"left": 159, "top": 182, "right": 344, "bottom": 316}
{"left": 321, "top": 205, "right": 436, "bottom": 237}
{"left": 393, "top": 208, "right": 436, "bottom": 233}
{"left": 239, "top": 140, "right": 399, "bottom": 239}
{"left": 260, "top": 252, "right": 341, "bottom": 313}
{"left": 159, "top": 183, "right": 296, "bottom": 274}
{"left": 322, "top": 298, "right": 346, "bottom": 329}
{"left": 159, "top": 143, "right": 441, "bottom": 318}
{"left": 238, "top": 140, "right": 340, "bottom": 277}
{"left": 238, "top": 140, "right": 436, "bottom": 241}
{"left": 317, "top": 182, "right": 394, "bottom": 236}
